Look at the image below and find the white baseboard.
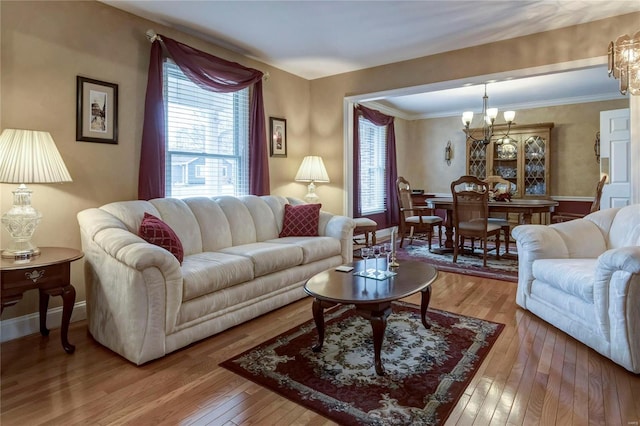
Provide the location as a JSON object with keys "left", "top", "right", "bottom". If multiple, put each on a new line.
{"left": 0, "top": 301, "right": 86, "bottom": 343}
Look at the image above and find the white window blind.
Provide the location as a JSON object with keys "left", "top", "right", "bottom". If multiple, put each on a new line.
{"left": 163, "top": 61, "right": 249, "bottom": 198}
{"left": 358, "top": 116, "right": 387, "bottom": 215}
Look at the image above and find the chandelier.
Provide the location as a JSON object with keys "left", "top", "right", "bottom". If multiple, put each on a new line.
{"left": 462, "top": 83, "right": 515, "bottom": 145}
{"left": 608, "top": 30, "right": 640, "bottom": 96}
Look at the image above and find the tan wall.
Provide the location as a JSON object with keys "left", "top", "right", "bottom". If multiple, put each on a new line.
{"left": 399, "top": 99, "right": 629, "bottom": 196}
{"left": 309, "top": 12, "right": 640, "bottom": 213}
{"left": 0, "top": 1, "right": 310, "bottom": 320}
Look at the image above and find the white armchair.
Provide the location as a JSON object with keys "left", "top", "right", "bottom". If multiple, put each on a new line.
{"left": 512, "top": 204, "right": 640, "bottom": 373}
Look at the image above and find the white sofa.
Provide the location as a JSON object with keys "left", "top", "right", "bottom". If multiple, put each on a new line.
{"left": 512, "top": 204, "right": 640, "bottom": 373}
{"left": 77, "top": 195, "right": 354, "bottom": 365}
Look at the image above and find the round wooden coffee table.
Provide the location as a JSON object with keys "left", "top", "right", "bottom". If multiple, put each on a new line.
{"left": 304, "top": 260, "right": 438, "bottom": 375}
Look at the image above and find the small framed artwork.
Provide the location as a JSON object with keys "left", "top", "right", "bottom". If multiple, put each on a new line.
{"left": 76, "top": 76, "right": 118, "bottom": 144}
{"left": 269, "top": 117, "right": 287, "bottom": 157}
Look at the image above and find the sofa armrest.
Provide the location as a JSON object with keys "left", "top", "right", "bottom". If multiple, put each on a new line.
{"left": 78, "top": 208, "right": 184, "bottom": 364}
{"left": 594, "top": 247, "right": 640, "bottom": 373}
{"left": 94, "top": 227, "right": 181, "bottom": 273}
{"left": 512, "top": 224, "right": 570, "bottom": 260}
{"left": 79, "top": 208, "right": 181, "bottom": 276}
{"left": 598, "top": 246, "right": 640, "bottom": 274}
{"left": 512, "top": 224, "right": 570, "bottom": 308}
{"left": 322, "top": 214, "right": 356, "bottom": 263}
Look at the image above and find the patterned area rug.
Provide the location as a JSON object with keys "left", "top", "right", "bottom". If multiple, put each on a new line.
{"left": 220, "top": 301, "right": 504, "bottom": 425}
{"left": 395, "top": 239, "right": 518, "bottom": 282}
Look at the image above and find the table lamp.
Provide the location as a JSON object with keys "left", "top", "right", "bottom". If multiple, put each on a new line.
{"left": 0, "top": 129, "right": 73, "bottom": 259}
{"left": 295, "top": 156, "right": 330, "bottom": 203}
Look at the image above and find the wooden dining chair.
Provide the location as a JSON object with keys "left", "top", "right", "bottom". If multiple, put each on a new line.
{"left": 451, "top": 175, "right": 502, "bottom": 267}
{"left": 483, "top": 175, "right": 514, "bottom": 254}
{"left": 552, "top": 175, "right": 607, "bottom": 223}
{"left": 396, "top": 176, "right": 443, "bottom": 250}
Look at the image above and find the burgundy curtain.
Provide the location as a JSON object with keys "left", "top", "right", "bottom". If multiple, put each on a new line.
{"left": 353, "top": 104, "right": 399, "bottom": 226}
{"left": 138, "top": 35, "right": 269, "bottom": 200}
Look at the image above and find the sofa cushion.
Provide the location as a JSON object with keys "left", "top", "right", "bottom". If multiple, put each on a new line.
{"left": 267, "top": 236, "right": 341, "bottom": 264}
{"left": 150, "top": 198, "right": 203, "bottom": 255}
{"left": 529, "top": 280, "right": 595, "bottom": 325}
{"left": 219, "top": 242, "right": 304, "bottom": 277}
{"left": 181, "top": 252, "right": 254, "bottom": 301}
{"left": 240, "top": 195, "right": 280, "bottom": 241}
{"left": 532, "top": 258, "right": 596, "bottom": 303}
{"left": 183, "top": 197, "right": 233, "bottom": 251}
{"left": 138, "top": 213, "right": 184, "bottom": 263}
{"left": 279, "top": 203, "right": 321, "bottom": 237}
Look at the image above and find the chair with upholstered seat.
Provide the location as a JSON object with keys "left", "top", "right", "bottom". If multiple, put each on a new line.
{"left": 396, "top": 176, "right": 442, "bottom": 250}
{"left": 484, "top": 175, "right": 515, "bottom": 254}
{"left": 451, "top": 175, "right": 502, "bottom": 267}
{"left": 353, "top": 217, "right": 377, "bottom": 247}
{"left": 552, "top": 175, "right": 607, "bottom": 223}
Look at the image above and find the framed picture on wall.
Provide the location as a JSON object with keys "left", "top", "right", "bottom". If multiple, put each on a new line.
{"left": 269, "top": 117, "right": 287, "bottom": 157}
{"left": 76, "top": 76, "right": 118, "bottom": 144}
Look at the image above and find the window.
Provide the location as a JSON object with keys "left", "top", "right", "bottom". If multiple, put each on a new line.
{"left": 358, "top": 116, "right": 387, "bottom": 215}
{"left": 164, "top": 61, "right": 249, "bottom": 198}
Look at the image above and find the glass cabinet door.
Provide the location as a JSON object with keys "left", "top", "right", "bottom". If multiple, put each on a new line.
{"left": 465, "top": 123, "right": 552, "bottom": 199}
{"left": 523, "top": 135, "right": 547, "bottom": 196}
{"left": 492, "top": 136, "right": 518, "bottom": 195}
{"left": 468, "top": 140, "right": 487, "bottom": 179}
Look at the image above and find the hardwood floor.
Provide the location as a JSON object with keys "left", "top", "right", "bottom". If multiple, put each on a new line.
{"left": 2, "top": 271, "right": 639, "bottom": 425}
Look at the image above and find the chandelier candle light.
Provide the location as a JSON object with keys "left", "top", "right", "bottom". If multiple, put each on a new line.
{"left": 295, "top": 155, "right": 330, "bottom": 203}
{"left": 608, "top": 30, "right": 640, "bottom": 96}
{"left": 462, "top": 83, "right": 516, "bottom": 145}
{"left": 0, "top": 129, "right": 73, "bottom": 259}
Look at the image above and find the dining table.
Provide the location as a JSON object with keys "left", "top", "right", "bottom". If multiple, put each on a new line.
{"left": 424, "top": 197, "right": 559, "bottom": 253}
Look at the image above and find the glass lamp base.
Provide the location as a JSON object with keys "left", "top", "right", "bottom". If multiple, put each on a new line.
{"left": 1, "top": 246, "right": 40, "bottom": 259}
{"left": 303, "top": 181, "right": 320, "bottom": 204}
{"left": 1, "top": 184, "right": 43, "bottom": 259}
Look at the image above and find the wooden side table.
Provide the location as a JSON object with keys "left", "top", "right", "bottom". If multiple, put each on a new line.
{"left": 1, "top": 247, "right": 83, "bottom": 354}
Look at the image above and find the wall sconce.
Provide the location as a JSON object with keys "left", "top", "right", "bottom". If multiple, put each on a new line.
{"left": 445, "top": 140, "right": 452, "bottom": 166}
{"left": 608, "top": 30, "right": 640, "bottom": 95}
{"left": 594, "top": 131, "right": 600, "bottom": 164}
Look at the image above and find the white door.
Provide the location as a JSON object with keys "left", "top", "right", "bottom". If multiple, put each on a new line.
{"left": 600, "top": 108, "right": 631, "bottom": 208}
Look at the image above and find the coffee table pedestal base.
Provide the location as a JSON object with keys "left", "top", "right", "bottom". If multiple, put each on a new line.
{"left": 311, "top": 285, "right": 432, "bottom": 376}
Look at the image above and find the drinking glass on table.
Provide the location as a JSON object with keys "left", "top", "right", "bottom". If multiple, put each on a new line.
{"left": 372, "top": 245, "right": 382, "bottom": 274}
{"left": 383, "top": 242, "right": 392, "bottom": 273}
{"left": 361, "top": 247, "right": 371, "bottom": 275}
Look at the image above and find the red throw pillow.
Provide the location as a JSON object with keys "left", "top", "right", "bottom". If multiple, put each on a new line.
{"left": 279, "top": 203, "right": 321, "bottom": 237}
{"left": 139, "top": 212, "right": 184, "bottom": 264}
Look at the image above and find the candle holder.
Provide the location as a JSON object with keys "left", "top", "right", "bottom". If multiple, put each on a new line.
{"left": 390, "top": 226, "right": 400, "bottom": 268}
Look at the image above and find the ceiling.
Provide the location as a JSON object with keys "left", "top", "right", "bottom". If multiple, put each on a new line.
{"left": 367, "top": 65, "right": 625, "bottom": 119}
{"left": 103, "top": 0, "right": 638, "bottom": 116}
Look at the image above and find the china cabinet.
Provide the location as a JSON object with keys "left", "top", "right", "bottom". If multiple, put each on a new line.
{"left": 466, "top": 122, "right": 553, "bottom": 198}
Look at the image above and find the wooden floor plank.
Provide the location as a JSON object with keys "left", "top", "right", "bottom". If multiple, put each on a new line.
{"left": 473, "top": 313, "right": 532, "bottom": 425}
{"left": 2, "top": 271, "right": 639, "bottom": 425}
{"left": 572, "top": 341, "right": 590, "bottom": 426}
{"left": 489, "top": 315, "right": 541, "bottom": 425}
{"left": 587, "top": 352, "right": 606, "bottom": 425}
{"left": 539, "top": 330, "right": 566, "bottom": 425}
{"left": 555, "top": 336, "right": 577, "bottom": 426}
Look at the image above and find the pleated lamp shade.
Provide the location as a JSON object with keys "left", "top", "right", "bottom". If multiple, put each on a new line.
{"left": 0, "top": 129, "right": 72, "bottom": 184}
{"left": 295, "top": 156, "right": 330, "bottom": 183}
